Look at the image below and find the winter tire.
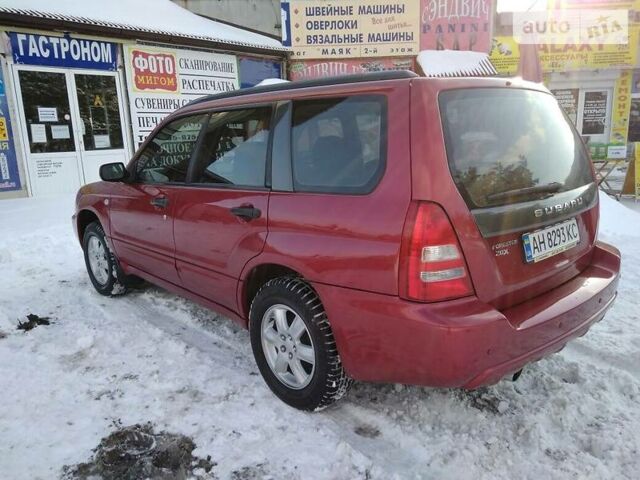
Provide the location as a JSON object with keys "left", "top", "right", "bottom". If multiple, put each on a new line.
{"left": 82, "top": 221, "right": 127, "bottom": 297}
{"left": 249, "top": 276, "right": 352, "bottom": 411}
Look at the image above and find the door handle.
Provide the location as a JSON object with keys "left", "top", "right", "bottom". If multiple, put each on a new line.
{"left": 150, "top": 196, "right": 169, "bottom": 208}
{"left": 230, "top": 205, "right": 261, "bottom": 220}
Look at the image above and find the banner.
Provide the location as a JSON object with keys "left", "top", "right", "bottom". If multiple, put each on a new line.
{"left": 420, "top": 0, "right": 492, "bottom": 52}
{"left": 490, "top": 25, "right": 639, "bottom": 74}
{"left": 124, "top": 45, "right": 238, "bottom": 148}
{"left": 551, "top": 88, "right": 580, "bottom": 124}
{"left": 611, "top": 70, "right": 633, "bottom": 145}
{"left": 9, "top": 32, "right": 118, "bottom": 71}
{"left": 0, "top": 68, "right": 21, "bottom": 192}
{"left": 288, "top": 1, "right": 419, "bottom": 59}
{"left": 288, "top": 57, "right": 415, "bottom": 80}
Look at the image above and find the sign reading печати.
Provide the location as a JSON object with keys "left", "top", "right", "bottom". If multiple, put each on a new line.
{"left": 8, "top": 32, "right": 118, "bottom": 70}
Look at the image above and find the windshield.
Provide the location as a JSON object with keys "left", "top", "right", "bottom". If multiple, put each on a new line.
{"left": 439, "top": 88, "right": 594, "bottom": 209}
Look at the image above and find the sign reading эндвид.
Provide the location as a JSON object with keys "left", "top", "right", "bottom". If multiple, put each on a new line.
{"left": 8, "top": 32, "right": 118, "bottom": 70}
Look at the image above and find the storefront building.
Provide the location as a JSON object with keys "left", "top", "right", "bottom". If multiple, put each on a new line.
{"left": 490, "top": 1, "right": 640, "bottom": 166}
{"left": 0, "top": 0, "right": 286, "bottom": 199}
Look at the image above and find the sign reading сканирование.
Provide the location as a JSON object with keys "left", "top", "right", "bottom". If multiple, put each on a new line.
{"left": 123, "top": 45, "right": 239, "bottom": 148}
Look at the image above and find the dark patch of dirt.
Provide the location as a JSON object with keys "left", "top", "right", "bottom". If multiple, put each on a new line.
{"left": 17, "top": 313, "right": 50, "bottom": 332}
{"left": 230, "top": 463, "right": 268, "bottom": 480}
{"left": 61, "top": 423, "right": 215, "bottom": 480}
{"left": 461, "top": 388, "right": 509, "bottom": 415}
{"left": 354, "top": 424, "right": 381, "bottom": 439}
{"left": 0, "top": 330, "right": 6, "bottom": 339}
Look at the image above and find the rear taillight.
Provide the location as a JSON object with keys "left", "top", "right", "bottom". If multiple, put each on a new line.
{"left": 399, "top": 202, "right": 474, "bottom": 302}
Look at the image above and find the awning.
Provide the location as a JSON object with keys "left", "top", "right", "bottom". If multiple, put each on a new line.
{"left": 0, "top": 0, "right": 287, "bottom": 55}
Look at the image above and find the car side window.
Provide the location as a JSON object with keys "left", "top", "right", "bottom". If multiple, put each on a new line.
{"left": 291, "top": 96, "right": 386, "bottom": 194}
{"left": 192, "top": 107, "right": 272, "bottom": 187}
{"left": 135, "top": 114, "right": 208, "bottom": 184}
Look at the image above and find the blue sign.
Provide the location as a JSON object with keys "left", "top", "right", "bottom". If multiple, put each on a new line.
{"left": 9, "top": 32, "right": 118, "bottom": 71}
{"left": 281, "top": 1, "right": 292, "bottom": 47}
{"left": 0, "top": 69, "right": 21, "bottom": 192}
{"left": 239, "top": 57, "right": 282, "bottom": 88}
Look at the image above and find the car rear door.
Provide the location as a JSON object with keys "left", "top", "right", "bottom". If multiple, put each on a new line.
{"left": 109, "top": 113, "right": 208, "bottom": 285}
{"left": 172, "top": 105, "right": 272, "bottom": 312}
{"left": 411, "top": 82, "right": 599, "bottom": 311}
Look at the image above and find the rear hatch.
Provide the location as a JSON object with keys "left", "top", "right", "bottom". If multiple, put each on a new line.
{"left": 435, "top": 86, "right": 598, "bottom": 310}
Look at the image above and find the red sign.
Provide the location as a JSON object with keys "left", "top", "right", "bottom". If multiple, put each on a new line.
{"left": 420, "top": 0, "right": 492, "bottom": 52}
{"left": 288, "top": 57, "right": 415, "bottom": 81}
{"left": 131, "top": 49, "right": 178, "bottom": 92}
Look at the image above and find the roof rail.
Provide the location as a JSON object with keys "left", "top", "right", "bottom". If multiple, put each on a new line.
{"left": 188, "top": 70, "right": 418, "bottom": 106}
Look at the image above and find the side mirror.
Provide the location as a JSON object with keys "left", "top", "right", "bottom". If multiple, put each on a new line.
{"left": 99, "top": 162, "right": 129, "bottom": 182}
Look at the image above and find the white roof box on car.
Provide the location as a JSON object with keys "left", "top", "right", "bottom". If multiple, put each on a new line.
{"left": 417, "top": 50, "right": 498, "bottom": 78}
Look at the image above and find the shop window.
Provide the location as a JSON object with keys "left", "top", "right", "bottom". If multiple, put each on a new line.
{"left": 192, "top": 107, "right": 271, "bottom": 188}
{"left": 18, "top": 70, "right": 76, "bottom": 154}
{"left": 135, "top": 114, "right": 208, "bottom": 183}
{"left": 630, "top": 98, "right": 640, "bottom": 143}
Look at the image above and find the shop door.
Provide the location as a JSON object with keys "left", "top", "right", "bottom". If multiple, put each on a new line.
{"left": 13, "top": 66, "right": 129, "bottom": 196}
{"left": 577, "top": 88, "right": 613, "bottom": 145}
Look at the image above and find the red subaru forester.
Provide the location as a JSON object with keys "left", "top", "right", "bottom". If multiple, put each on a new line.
{"left": 74, "top": 71, "right": 620, "bottom": 410}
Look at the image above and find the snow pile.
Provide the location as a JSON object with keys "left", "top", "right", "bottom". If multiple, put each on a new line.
{"left": 417, "top": 50, "right": 498, "bottom": 77}
{"left": 1, "top": 0, "right": 284, "bottom": 51}
{"left": 1, "top": 191, "right": 639, "bottom": 479}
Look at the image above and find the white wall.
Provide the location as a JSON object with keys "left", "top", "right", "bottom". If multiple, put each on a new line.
{"left": 172, "top": 0, "right": 282, "bottom": 37}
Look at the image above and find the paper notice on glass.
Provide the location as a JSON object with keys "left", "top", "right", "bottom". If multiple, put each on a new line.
{"left": 37, "top": 107, "right": 58, "bottom": 122}
{"left": 31, "top": 124, "right": 47, "bottom": 143}
{"left": 51, "top": 125, "right": 71, "bottom": 139}
{"left": 93, "top": 134, "right": 111, "bottom": 149}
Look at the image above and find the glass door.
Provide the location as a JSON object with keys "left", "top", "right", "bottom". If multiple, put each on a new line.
{"left": 71, "top": 72, "right": 130, "bottom": 184}
{"left": 14, "top": 68, "right": 83, "bottom": 196}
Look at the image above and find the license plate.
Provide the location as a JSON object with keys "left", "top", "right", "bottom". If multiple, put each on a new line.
{"left": 522, "top": 218, "right": 580, "bottom": 263}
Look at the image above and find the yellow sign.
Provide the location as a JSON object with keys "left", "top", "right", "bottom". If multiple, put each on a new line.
{"left": 0, "top": 116, "right": 7, "bottom": 141}
{"left": 289, "top": 1, "right": 419, "bottom": 59}
{"left": 611, "top": 70, "right": 633, "bottom": 144}
{"left": 636, "top": 143, "right": 640, "bottom": 198}
{"left": 490, "top": 24, "right": 639, "bottom": 74}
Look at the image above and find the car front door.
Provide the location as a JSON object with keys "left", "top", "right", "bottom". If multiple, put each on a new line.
{"left": 108, "top": 113, "right": 208, "bottom": 285}
{"left": 173, "top": 106, "right": 272, "bottom": 312}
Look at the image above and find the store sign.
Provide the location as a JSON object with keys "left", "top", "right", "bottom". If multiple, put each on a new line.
{"left": 611, "top": 70, "right": 633, "bottom": 145}
{"left": 124, "top": 45, "right": 238, "bottom": 148}
{"left": 489, "top": 25, "right": 639, "bottom": 74}
{"left": 289, "top": 57, "right": 414, "bottom": 80}
{"left": 551, "top": 88, "right": 580, "bottom": 124}
{"left": 420, "top": 0, "right": 492, "bottom": 52}
{"left": 288, "top": 1, "right": 420, "bottom": 59}
{"left": 239, "top": 57, "right": 282, "bottom": 88}
{"left": 8, "top": 32, "right": 118, "bottom": 71}
{"left": 0, "top": 69, "right": 21, "bottom": 191}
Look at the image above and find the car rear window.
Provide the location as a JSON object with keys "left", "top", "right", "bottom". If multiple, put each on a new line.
{"left": 439, "top": 88, "right": 593, "bottom": 209}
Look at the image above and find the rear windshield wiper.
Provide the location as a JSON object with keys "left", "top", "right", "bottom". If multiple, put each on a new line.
{"left": 486, "top": 182, "right": 563, "bottom": 203}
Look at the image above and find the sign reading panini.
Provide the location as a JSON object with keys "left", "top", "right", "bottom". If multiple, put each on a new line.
{"left": 289, "top": 0, "right": 419, "bottom": 58}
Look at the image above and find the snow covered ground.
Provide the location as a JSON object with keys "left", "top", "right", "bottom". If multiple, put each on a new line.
{"left": 0, "top": 192, "right": 639, "bottom": 479}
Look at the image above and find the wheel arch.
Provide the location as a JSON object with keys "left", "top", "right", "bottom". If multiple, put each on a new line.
{"left": 76, "top": 209, "right": 101, "bottom": 244}
{"left": 238, "top": 262, "right": 304, "bottom": 325}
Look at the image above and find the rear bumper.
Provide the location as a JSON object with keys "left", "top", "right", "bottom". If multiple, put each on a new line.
{"left": 313, "top": 241, "right": 620, "bottom": 388}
